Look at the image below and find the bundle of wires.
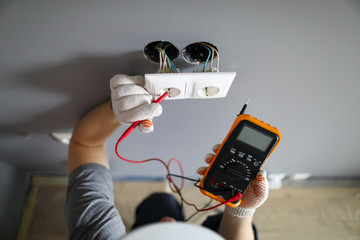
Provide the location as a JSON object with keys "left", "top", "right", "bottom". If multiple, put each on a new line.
{"left": 197, "top": 42, "right": 220, "bottom": 72}
{"left": 155, "top": 41, "right": 179, "bottom": 73}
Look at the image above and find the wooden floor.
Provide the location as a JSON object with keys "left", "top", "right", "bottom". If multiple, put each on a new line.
{"left": 17, "top": 176, "right": 360, "bottom": 240}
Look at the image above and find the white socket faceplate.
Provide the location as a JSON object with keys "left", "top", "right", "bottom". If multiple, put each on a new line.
{"left": 144, "top": 72, "right": 236, "bottom": 100}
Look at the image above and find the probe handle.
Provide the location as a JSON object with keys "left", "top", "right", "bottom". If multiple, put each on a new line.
{"left": 119, "top": 92, "right": 168, "bottom": 141}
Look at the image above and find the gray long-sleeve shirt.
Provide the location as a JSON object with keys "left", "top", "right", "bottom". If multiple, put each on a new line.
{"left": 66, "top": 163, "right": 126, "bottom": 240}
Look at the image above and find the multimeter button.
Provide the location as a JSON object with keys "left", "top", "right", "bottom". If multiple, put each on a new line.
{"left": 230, "top": 148, "right": 236, "bottom": 154}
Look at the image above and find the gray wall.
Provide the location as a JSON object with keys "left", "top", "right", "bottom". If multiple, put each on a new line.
{"left": 0, "top": 0, "right": 359, "bottom": 178}
{"left": 0, "top": 161, "right": 29, "bottom": 240}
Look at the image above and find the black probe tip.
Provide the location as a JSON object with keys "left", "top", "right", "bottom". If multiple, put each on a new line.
{"left": 238, "top": 98, "right": 250, "bottom": 116}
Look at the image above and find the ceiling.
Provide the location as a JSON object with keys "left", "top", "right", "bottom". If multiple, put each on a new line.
{"left": 0, "top": 0, "right": 359, "bottom": 178}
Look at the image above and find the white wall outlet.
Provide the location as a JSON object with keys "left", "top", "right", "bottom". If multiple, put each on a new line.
{"left": 144, "top": 74, "right": 187, "bottom": 100}
{"left": 144, "top": 72, "right": 236, "bottom": 100}
{"left": 193, "top": 78, "right": 228, "bottom": 98}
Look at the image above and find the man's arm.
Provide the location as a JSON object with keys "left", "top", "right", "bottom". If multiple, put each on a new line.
{"left": 219, "top": 212, "right": 254, "bottom": 240}
{"left": 68, "top": 74, "right": 162, "bottom": 175}
{"left": 217, "top": 170, "right": 268, "bottom": 240}
{"left": 68, "top": 100, "right": 120, "bottom": 174}
{"left": 198, "top": 147, "right": 269, "bottom": 240}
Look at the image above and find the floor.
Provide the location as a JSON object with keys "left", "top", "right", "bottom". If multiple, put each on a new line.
{"left": 16, "top": 176, "right": 360, "bottom": 240}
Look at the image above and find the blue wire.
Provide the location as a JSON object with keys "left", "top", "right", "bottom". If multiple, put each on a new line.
{"left": 163, "top": 50, "right": 177, "bottom": 72}
{"left": 202, "top": 44, "right": 211, "bottom": 72}
{"left": 169, "top": 58, "right": 178, "bottom": 72}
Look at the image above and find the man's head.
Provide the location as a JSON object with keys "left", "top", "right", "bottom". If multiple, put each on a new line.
{"left": 122, "top": 222, "right": 224, "bottom": 240}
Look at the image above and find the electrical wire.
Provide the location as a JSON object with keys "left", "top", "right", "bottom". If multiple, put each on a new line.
{"left": 215, "top": 48, "right": 220, "bottom": 72}
{"left": 115, "top": 137, "right": 242, "bottom": 212}
{"left": 155, "top": 41, "right": 178, "bottom": 73}
{"left": 185, "top": 198, "right": 213, "bottom": 222}
{"left": 158, "top": 51, "right": 163, "bottom": 71}
{"left": 198, "top": 42, "right": 220, "bottom": 72}
{"left": 202, "top": 44, "right": 212, "bottom": 72}
{"left": 167, "top": 174, "right": 200, "bottom": 183}
{"left": 114, "top": 92, "right": 242, "bottom": 213}
{"left": 167, "top": 174, "right": 232, "bottom": 220}
{"left": 167, "top": 174, "right": 242, "bottom": 212}
{"left": 155, "top": 42, "right": 166, "bottom": 72}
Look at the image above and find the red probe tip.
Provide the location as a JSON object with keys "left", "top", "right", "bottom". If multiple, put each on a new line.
{"left": 154, "top": 92, "right": 169, "bottom": 104}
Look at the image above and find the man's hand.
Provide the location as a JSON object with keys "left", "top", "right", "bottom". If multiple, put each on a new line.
{"left": 197, "top": 144, "right": 269, "bottom": 240}
{"left": 197, "top": 144, "right": 269, "bottom": 217}
{"left": 110, "top": 74, "right": 162, "bottom": 133}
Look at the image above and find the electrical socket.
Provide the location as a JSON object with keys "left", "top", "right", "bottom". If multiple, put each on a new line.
{"left": 144, "top": 72, "right": 236, "bottom": 100}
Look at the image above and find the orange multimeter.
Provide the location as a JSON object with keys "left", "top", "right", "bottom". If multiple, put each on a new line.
{"left": 200, "top": 101, "right": 282, "bottom": 207}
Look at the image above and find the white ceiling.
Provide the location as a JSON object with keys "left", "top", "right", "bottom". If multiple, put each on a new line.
{"left": 0, "top": 0, "right": 359, "bottom": 177}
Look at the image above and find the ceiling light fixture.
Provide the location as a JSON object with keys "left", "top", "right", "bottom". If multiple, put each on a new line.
{"left": 50, "top": 132, "right": 72, "bottom": 144}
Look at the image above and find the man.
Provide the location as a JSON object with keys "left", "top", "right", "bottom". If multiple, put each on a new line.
{"left": 65, "top": 75, "right": 269, "bottom": 240}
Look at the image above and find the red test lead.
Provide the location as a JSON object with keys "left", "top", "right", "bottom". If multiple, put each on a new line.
{"left": 114, "top": 90, "right": 239, "bottom": 214}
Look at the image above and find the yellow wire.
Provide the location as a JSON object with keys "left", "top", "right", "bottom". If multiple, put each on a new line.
{"left": 156, "top": 42, "right": 172, "bottom": 72}
{"left": 199, "top": 42, "right": 219, "bottom": 72}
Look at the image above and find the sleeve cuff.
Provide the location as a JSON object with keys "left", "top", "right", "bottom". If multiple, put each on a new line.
{"left": 225, "top": 205, "right": 256, "bottom": 218}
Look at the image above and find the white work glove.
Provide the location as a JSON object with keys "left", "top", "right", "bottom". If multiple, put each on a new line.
{"left": 110, "top": 74, "right": 162, "bottom": 133}
{"left": 197, "top": 144, "right": 269, "bottom": 217}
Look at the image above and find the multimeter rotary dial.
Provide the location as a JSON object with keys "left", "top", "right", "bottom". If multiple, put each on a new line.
{"left": 219, "top": 160, "right": 251, "bottom": 182}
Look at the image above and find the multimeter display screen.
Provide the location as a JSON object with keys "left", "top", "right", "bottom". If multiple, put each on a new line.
{"left": 236, "top": 125, "right": 275, "bottom": 152}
